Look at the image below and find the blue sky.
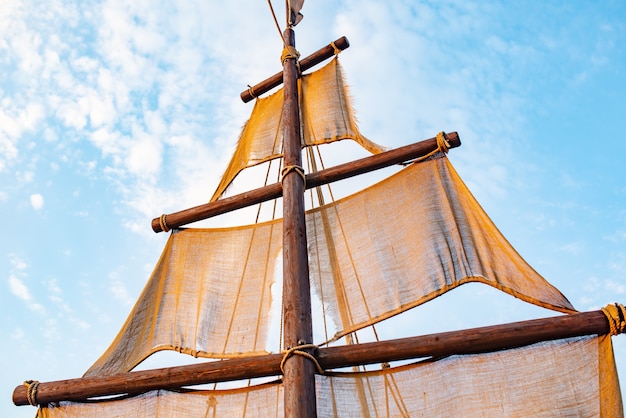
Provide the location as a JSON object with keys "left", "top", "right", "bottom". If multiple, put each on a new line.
{"left": 2, "top": 1, "right": 625, "bottom": 415}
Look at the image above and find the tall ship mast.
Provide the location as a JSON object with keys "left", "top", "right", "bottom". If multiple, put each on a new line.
{"left": 13, "top": 2, "right": 624, "bottom": 417}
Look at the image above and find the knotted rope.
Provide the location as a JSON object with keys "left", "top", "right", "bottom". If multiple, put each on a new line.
{"left": 281, "top": 45, "right": 301, "bottom": 71}
{"left": 601, "top": 303, "right": 626, "bottom": 335}
{"left": 280, "top": 344, "right": 324, "bottom": 375}
{"left": 246, "top": 84, "right": 258, "bottom": 100}
{"left": 406, "top": 131, "right": 450, "bottom": 165}
{"left": 159, "top": 214, "right": 170, "bottom": 233}
{"left": 281, "top": 165, "right": 306, "bottom": 184}
{"left": 23, "top": 380, "right": 40, "bottom": 406}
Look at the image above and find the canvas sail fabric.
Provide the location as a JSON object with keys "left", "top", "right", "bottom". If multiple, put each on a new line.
{"left": 85, "top": 155, "right": 575, "bottom": 377}
{"left": 307, "top": 155, "right": 575, "bottom": 341}
{"left": 210, "top": 57, "right": 385, "bottom": 201}
{"left": 38, "top": 335, "right": 623, "bottom": 417}
{"left": 85, "top": 221, "right": 282, "bottom": 377}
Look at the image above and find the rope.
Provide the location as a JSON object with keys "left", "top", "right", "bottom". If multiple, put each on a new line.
{"left": 23, "top": 380, "right": 40, "bottom": 406}
{"left": 281, "top": 165, "right": 306, "bottom": 184}
{"left": 280, "top": 344, "right": 324, "bottom": 375}
{"left": 267, "top": 0, "right": 287, "bottom": 48}
{"left": 601, "top": 303, "right": 626, "bottom": 336}
{"left": 159, "top": 214, "right": 170, "bottom": 233}
{"left": 405, "top": 131, "right": 450, "bottom": 165}
{"left": 247, "top": 84, "right": 257, "bottom": 100}
{"left": 436, "top": 131, "right": 451, "bottom": 153}
{"left": 281, "top": 45, "right": 301, "bottom": 64}
{"left": 330, "top": 41, "right": 341, "bottom": 55}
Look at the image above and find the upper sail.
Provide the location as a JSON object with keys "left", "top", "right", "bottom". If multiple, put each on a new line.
{"left": 85, "top": 154, "right": 574, "bottom": 377}
{"left": 210, "top": 58, "right": 385, "bottom": 202}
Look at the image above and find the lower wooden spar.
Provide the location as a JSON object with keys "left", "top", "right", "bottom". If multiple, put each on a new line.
{"left": 13, "top": 309, "right": 614, "bottom": 406}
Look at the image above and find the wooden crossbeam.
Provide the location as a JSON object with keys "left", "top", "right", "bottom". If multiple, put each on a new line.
{"left": 240, "top": 36, "right": 350, "bottom": 102}
{"left": 151, "top": 132, "right": 461, "bottom": 232}
{"left": 13, "top": 309, "right": 612, "bottom": 406}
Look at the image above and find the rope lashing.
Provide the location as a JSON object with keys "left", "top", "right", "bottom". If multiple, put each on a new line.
{"left": 23, "top": 380, "right": 40, "bottom": 406}
{"left": 330, "top": 41, "right": 341, "bottom": 55}
{"left": 281, "top": 165, "right": 306, "bottom": 184}
{"left": 436, "top": 131, "right": 451, "bottom": 153}
{"left": 159, "top": 214, "right": 170, "bottom": 233}
{"left": 601, "top": 303, "right": 626, "bottom": 335}
{"left": 247, "top": 84, "right": 257, "bottom": 100}
{"left": 407, "top": 131, "right": 450, "bottom": 164}
{"left": 281, "top": 45, "right": 300, "bottom": 64}
{"left": 280, "top": 344, "right": 324, "bottom": 375}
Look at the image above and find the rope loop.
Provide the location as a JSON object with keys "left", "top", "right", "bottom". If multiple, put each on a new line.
{"left": 281, "top": 45, "right": 301, "bottom": 64}
{"left": 405, "top": 131, "right": 450, "bottom": 165}
{"left": 435, "top": 131, "right": 451, "bottom": 154}
{"left": 280, "top": 344, "right": 324, "bottom": 375}
{"left": 601, "top": 303, "right": 626, "bottom": 336}
{"left": 330, "top": 41, "right": 341, "bottom": 55}
{"left": 159, "top": 214, "right": 170, "bottom": 233}
{"left": 23, "top": 380, "right": 40, "bottom": 406}
{"left": 247, "top": 84, "right": 257, "bottom": 100}
{"left": 281, "top": 165, "right": 306, "bottom": 184}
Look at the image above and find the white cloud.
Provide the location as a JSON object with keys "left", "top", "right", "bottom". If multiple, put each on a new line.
{"left": 30, "top": 193, "right": 44, "bottom": 210}
{"left": 9, "top": 275, "right": 32, "bottom": 301}
{"left": 9, "top": 254, "right": 28, "bottom": 270}
{"left": 126, "top": 131, "right": 162, "bottom": 178}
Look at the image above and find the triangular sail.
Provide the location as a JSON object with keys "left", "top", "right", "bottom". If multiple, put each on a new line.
{"left": 308, "top": 155, "right": 575, "bottom": 341}
{"left": 210, "top": 58, "right": 385, "bottom": 201}
{"left": 85, "top": 222, "right": 282, "bottom": 377}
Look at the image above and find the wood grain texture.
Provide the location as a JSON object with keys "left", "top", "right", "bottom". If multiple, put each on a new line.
{"left": 151, "top": 132, "right": 461, "bottom": 232}
{"left": 13, "top": 310, "right": 611, "bottom": 406}
{"left": 240, "top": 36, "right": 350, "bottom": 103}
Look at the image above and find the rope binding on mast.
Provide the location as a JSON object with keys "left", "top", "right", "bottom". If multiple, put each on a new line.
{"left": 281, "top": 343, "right": 324, "bottom": 375}
{"left": 281, "top": 165, "right": 306, "bottom": 184}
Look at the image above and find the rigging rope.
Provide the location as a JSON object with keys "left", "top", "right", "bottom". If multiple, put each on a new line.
{"left": 267, "top": 0, "right": 287, "bottom": 48}
{"left": 601, "top": 303, "right": 626, "bottom": 335}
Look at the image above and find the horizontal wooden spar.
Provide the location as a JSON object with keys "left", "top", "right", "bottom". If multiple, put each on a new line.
{"left": 240, "top": 36, "right": 350, "bottom": 103}
{"left": 13, "top": 309, "right": 612, "bottom": 406}
{"left": 151, "top": 131, "right": 461, "bottom": 232}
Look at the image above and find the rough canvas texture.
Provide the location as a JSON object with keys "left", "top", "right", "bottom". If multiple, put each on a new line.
{"left": 84, "top": 221, "right": 282, "bottom": 377}
{"left": 307, "top": 155, "right": 576, "bottom": 341}
{"left": 210, "top": 57, "right": 385, "bottom": 201}
{"left": 39, "top": 336, "right": 623, "bottom": 417}
{"left": 85, "top": 156, "right": 575, "bottom": 377}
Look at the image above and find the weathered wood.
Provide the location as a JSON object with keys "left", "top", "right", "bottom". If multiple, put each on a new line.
{"left": 13, "top": 310, "right": 612, "bottom": 406}
{"left": 280, "top": 27, "right": 317, "bottom": 418}
{"left": 151, "top": 132, "right": 461, "bottom": 232}
{"left": 240, "top": 36, "right": 350, "bottom": 102}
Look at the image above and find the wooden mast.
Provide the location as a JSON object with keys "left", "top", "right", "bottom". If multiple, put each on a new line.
{"left": 280, "top": 24, "right": 317, "bottom": 417}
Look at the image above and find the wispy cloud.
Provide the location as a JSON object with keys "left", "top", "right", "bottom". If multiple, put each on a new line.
{"left": 30, "top": 193, "right": 44, "bottom": 210}
{"left": 8, "top": 275, "right": 31, "bottom": 301}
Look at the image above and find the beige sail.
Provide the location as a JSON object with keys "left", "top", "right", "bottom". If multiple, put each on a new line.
{"left": 85, "top": 221, "right": 282, "bottom": 377}
{"left": 85, "top": 154, "right": 575, "bottom": 377}
{"left": 308, "top": 155, "right": 576, "bottom": 342}
{"left": 210, "top": 58, "right": 385, "bottom": 202}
